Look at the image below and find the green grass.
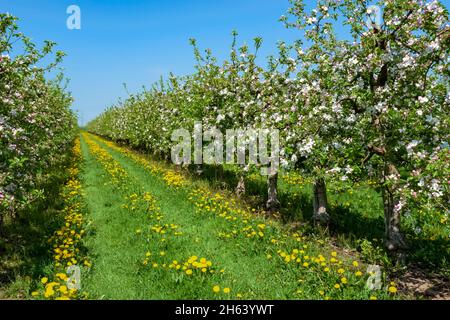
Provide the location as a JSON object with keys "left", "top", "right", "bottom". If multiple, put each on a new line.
{"left": 2, "top": 131, "right": 445, "bottom": 300}
{"left": 80, "top": 135, "right": 297, "bottom": 299}
{"left": 80, "top": 136, "right": 149, "bottom": 299}
{"left": 195, "top": 163, "right": 449, "bottom": 275}
{"left": 0, "top": 162, "right": 73, "bottom": 299}
{"left": 1, "top": 132, "right": 445, "bottom": 300}
{"left": 79, "top": 133, "right": 392, "bottom": 300}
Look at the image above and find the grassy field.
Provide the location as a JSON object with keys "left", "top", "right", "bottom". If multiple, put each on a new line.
{"left": 1, "top": 132, "right": 447, "bottom": 300}
{"left": 72, "top": 132, "right": 397, "bottom": 300}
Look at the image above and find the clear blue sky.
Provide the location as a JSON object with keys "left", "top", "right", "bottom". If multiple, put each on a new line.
{"left": 2, "top": 1, "right": 450, "bottom": 124}
{"left": 2, "top": 0, "right": 310, "bottom": 125}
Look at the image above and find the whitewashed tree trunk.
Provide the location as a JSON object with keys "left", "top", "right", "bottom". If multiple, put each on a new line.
{"left": 382, "top": 164, "right": 406, "bottom": 251}
{"left": 266, "top": 172, "right": 280, "bottom": 213}
{"left": 236, "top": 175, "right": 245, "bottom": 198}
{"left": 313, "top": 178, "right": 329, "bottom": 224}
{"left": 195, "top": 164, "right": 203, "bottom": 176}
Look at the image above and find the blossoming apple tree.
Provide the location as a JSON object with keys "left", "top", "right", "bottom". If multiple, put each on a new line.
{"left": 0, "top": 14, "right": 76, "bottom": 224}
{"left": 281, "top": 0, "right": 449, "bottom": 250}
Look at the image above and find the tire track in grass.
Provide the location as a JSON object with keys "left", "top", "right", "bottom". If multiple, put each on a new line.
{"left": 80, "top": 133, "right": 157, "bottom": 299}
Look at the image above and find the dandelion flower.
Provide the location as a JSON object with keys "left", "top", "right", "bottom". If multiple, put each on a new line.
{"left": 388, "top": 286, "right": 398, "bottom": 294}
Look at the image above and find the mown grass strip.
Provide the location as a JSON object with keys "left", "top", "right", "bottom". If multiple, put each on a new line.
{"left": 88, "top": 133, "right": 396, "bottom": 300}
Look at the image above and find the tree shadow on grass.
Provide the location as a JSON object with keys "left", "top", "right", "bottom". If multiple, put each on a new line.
{"left": 186, "top": 164, "right": 267, "bottom": 202}
{"left": 0, "top": 177, "right": 67, "bottom": 298}
{"left": 405, "top": 237, "right": 450, "bottom": 275}
{"left": 115, "top": 147, "right": 449, "bottom": 276}
{"left": 328, "top": 205, "right": 450, "bottom": 275}
{"left": 277, "top": 191, "right": 313, "bottom": 223}
{"left": 187, "top": 165, "right": 383, "bottom": 233}
{"left": 182, "top": 164, "right": 450, "bottom": 273}
{"left": 328, "top": 205, "right": 385, "bottom": 241}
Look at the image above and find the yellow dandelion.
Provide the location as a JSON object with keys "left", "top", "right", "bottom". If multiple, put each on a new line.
{"left": 388, "top": 286, "right": 398, "bottom": 294}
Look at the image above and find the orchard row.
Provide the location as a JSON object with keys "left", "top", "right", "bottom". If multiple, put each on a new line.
{"left": 1, "top": 14, "right": 77, "bottom": 225}
{"left": 87, "top": 0, "right": 449, "bottom": 251}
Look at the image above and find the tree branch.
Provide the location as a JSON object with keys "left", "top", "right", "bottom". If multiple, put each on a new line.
{"left": 368, "top": 144, "right": 386, "bottom": 156}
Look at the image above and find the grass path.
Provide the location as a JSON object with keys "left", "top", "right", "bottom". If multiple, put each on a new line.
{"left": 79, "top": 132, "right": 389, "bottom": 300}
{"left": 80, "top": 134, "right": 152, "bottom": 299}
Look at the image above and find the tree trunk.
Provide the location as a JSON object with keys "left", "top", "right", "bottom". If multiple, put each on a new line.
{"left": 218, "top": 165, "right": 223, "bottom": 183}
{"left": 266, "top": 172, "right": 280, "bottom": 214}
{"left": 313, "top": 178, "right": 329, "bottom": 224}
{"left": 382, "top": 164, "right": 406, "bottom": 251}
{"left": 195, "top": 164, "right": 203, "bottom": 176}
{"left": 236, "top": 175, "right": 245, "bottom": 198}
